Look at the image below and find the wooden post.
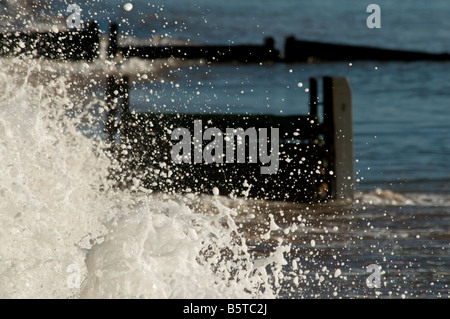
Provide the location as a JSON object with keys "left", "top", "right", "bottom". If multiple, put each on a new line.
{"left": 323, "top": 77, "right": 354, "bottom": 201}
{"left": 284, "top": 36, "right": 296, "bottom": 63}
{"left": 105, "top": 75, "right": 130, "bottom": 144}
{"left": 309, "top": 78, "right": 318, "bottom": 116}
{"left": 107, "top": 23, "right": 118, "bottom": 59}
{"left": 105, "top": 75, "right": 119, "bottom": 143}
{"left": 264, "top": 37, "right": 275, "bottom": 51}
{"left": 86, "top": 21, "right": 100, "bottom": 61}
{"left": 119, "top": 76, "right": 130, "bottom": 138}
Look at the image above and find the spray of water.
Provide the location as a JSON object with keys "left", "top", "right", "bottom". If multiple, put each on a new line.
{"left": 0, "top": 57, "right": 291, "bottom": 298}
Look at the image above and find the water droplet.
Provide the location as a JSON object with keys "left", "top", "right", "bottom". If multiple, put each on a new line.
{"left": 124, "top": 3, "right": 133, "bottom": 11}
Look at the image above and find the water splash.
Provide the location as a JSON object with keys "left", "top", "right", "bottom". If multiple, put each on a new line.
{"left": 0, "top": 57, "right": 112, "bottom": 298}
{"left": 0, "top": 58, "right": 289, "bottom": 298}
{"left": 81, "top": 196, "right": 285, "bottom": 298}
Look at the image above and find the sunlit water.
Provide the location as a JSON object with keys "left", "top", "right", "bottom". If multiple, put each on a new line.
{"left": 0, "top": 0, "right": 449, "bottom": 298}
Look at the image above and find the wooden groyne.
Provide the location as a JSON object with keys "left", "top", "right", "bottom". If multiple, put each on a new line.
{"left": 108, "top": 23, "right": 450, "bottom": 63}
{"left": 284, "top": 36, "right": 450, "bottom": 62}
{"left": 105, "top": 76, "right": 354, "bottom": 203}
{"left": 0, "top": 22, "right": 99, "bottom": 61}
{"left": 1, "top": 20, "right": 448, "bottom": 63}
{"left": 107, "top": 23, "right": 280, "bottom": 63}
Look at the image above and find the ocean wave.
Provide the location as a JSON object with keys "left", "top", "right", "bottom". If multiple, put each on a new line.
{"left": 355, "top": 188, "right": 450, "bottom": 207}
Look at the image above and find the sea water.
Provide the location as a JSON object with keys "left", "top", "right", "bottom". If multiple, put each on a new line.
{"left": 0, "top": 0, "right": 449, "bottom": 298}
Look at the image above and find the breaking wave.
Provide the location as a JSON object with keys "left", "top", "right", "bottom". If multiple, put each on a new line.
{"left": 0, "top": 58, "right": 287, "bottom": 298}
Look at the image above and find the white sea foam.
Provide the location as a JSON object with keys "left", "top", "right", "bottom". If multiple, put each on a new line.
{"left": 81, "top": 197, "right": 282, "bottom": 298}
{"left": 356, "top": 188, "right": 450, "bottom": 207}
{"left": 0, "top": 58, "right": 112, "bottom": 298}
{"left": 0, "top": 58, "right": 284, "bottom": 298}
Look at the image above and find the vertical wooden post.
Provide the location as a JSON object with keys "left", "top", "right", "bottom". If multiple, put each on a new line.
{"left": 323, "top": 77, "right": 354, "bottom": 201}
{"left": 86, "top": 21, "right": 100, "bottom": 61}
{"left": 107, "top": 23, "right": 118, "bottom": 59}
{"left": 284, "top": 36, "right": 296, "bottom": 63}
{"left": 105, "top": 75, "right": 130, "bottom": 143}
{"left": 105, "top": 75, "right": 119, "bottom": 143}
{"left": 264, "top": 37, "right": 275, "bottom": 57}
{"left": 119, "top": 76, "right": 130, "bottom": 138}
{"left": 309, "top": 77, "right": 318, "bottom": 116}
